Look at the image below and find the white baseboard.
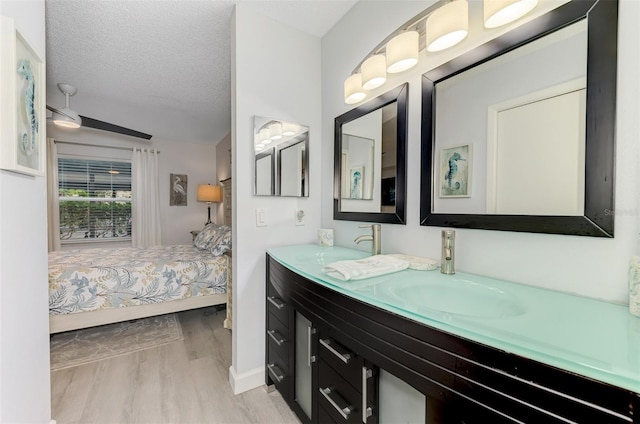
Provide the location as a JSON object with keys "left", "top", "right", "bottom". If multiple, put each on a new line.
{"left": 50, "top": 420, "right": 57, "bottom": 424}
{"left": 228, "top": 365, "right": 265, "bottom": 394}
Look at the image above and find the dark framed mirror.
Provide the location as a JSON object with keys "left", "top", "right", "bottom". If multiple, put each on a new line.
{"left": 420, "top": 0, "right": 617, "bottom": 237}
{"left": 334, "top": 83, "right": 408, "bottom": 224}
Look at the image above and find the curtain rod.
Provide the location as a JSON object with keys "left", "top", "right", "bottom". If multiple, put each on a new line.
{"left": 53, "top": 140, "right": 160, "bottom": 153}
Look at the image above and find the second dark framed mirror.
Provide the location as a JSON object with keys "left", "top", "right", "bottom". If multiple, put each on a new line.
{"left": 334, "top": 83, "right": 408, "bottom": 224}
{"left": 420, "top": 0, "right": 617, "bottom": 237}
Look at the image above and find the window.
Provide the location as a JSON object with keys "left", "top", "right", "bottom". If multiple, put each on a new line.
{"left": 58, "top": 157, "right": 132, "bottom": 243}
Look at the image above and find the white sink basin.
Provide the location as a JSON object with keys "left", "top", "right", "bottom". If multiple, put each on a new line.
{"left": 381, "top": 278, "right": 526, "bottom": 319}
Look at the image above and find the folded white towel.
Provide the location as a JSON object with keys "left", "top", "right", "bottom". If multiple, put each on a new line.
{"left": 322, "top": 255, "right": 410, "bottom": 281}
{"left": 387, "top": 254, "right": 438, "bottom": 271}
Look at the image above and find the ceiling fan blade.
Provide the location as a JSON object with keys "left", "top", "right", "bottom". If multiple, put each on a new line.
{"left": 79, "top": 115, "right": 152, "bottom": 140}
{"left": 46, "top": 104, "right": 76, "bottom": 120}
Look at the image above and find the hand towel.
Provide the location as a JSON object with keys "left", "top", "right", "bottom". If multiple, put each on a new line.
{"left": 387, "top": 254, "right": 438, "bottom": 271}
{"left": 322, "top": 255, "right": 410, "bottom": 281}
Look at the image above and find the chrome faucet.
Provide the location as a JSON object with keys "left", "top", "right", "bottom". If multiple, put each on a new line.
{"left": 354, "top": 224, "right": 381, "bottom": 255}
{"left": 441, "top": 230, "right": 455, "bottom": 275}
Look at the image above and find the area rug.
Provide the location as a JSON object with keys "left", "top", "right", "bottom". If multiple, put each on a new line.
{"left": 50, "top": 314, "right": 183, "bottom": 371}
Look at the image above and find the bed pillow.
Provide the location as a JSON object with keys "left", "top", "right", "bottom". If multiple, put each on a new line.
{"left": 194, "top": 223, "right": 222, "bottom": 250}
{"left": 209, "top": 226, "right": 232, "bottom": 256}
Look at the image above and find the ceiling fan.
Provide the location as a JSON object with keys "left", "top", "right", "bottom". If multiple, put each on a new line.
{"left": 46, "top": 83, "right": 152, "bottom": 140}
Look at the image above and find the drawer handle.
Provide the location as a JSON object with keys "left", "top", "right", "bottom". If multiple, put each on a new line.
{"left": 362, "top": 367, "right": 373, "bottom": 423}
{"left": 319, "top": 387, "right": 353, "bottom": 419}
{"left": 267, "top": 296, "right": 285, "bottom": 309}
{"left": 319, "top": 338, "right": 352, "bottom": 364}
{"left": 266, "top": 363, "right": 285, "bottom": 383}
{"left": 308, "top": 327, "right": 317, "bottom": 366}
{"left": 267, "top": 329, "right": 286, "bottom": 346}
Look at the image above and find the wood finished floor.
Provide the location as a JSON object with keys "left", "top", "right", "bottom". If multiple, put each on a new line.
{"left": 51, "top": 307, "right": 300, "bottom": 424}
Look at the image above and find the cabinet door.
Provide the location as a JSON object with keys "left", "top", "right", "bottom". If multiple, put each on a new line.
{"left": 294, "top": 309, "right": 317, "bottom": 423}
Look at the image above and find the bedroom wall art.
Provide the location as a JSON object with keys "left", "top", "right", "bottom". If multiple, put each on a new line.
{"left": 0, "top": 16, "right": 46, "bottom": 176}
{"left": 170, "top": 173, "right": 188, "bottom": 206}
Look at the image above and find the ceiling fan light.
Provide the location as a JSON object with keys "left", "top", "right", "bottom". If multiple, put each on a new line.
{"left": 361, "top": 54, "right": 387, "bottom": 90}
{"left": 426, "top": 0, "right": 469, "bottom": 53}
{"left": 484, "top": 0, "right": 538, "bottom": 29}
{"left": 344, "top": 74, "right": 366, "bottom": 104}
{"left": 386, "top": 31, "right": 419, "bottom": 73}
{"left": 52, "top": 107, "right": 82, "bottom": 129}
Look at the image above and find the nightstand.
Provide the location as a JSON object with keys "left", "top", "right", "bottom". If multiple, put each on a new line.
{"left": 190, "top": 230, "right": 200, "bottom": 242}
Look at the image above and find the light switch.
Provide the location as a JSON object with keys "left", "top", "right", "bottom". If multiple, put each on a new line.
{"left": 295, "top": 209, "right": 305, "bottom": 226}
{"left": 256, "top": 208, "right": 267, "bottom": 227}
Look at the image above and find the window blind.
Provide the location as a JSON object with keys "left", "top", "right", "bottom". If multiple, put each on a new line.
{"left": 58, "top": 157, "right": 132, "bottom": 243}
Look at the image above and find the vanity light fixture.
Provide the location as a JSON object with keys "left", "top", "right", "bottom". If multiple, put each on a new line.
{"left": 282, "top": 123, "right": 297, "bottom": 136}
{"left": 426, "top": 0, "right": 469, "bottom": 52}
{"left": 361, "top": 54, "right": 387, "bottom": 90}
{"left": 343, "top": 0, "right": 538, "bottom": 104}
{"left": 484, "top": 0, "right": 539, "bottom": 28}
{"left": 386, "top": 31, "right": 419, "bottom": 73}
{"left": 269, "top": 122, "right": 282, "bottom": 140}
{"left": 344, "top": 73, "right": 367, "bottom": 104}
{"left": 259, "top": 128, "right": 270, "bottom": 144}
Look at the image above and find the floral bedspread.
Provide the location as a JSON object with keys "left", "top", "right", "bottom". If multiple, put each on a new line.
{"left": 49, "top": 245, "right": 227, "bottom": 316}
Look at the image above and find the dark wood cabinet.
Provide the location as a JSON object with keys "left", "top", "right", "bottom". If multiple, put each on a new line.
{"left": 266, "top": 254, "right": 639, "bottom": 423}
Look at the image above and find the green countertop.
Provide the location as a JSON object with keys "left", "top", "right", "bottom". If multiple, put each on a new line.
{"left": 267, "top": 244, "right": 640, "bottom": 393}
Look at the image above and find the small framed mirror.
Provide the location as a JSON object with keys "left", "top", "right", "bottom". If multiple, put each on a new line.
{"left": 334, "top": 83, "right": 408, "bottom": 224}
{"left": 253, "top": 116, "right": 309, "bottom": 197}
{"left": 420, "top": 0, "right": 617, "bottom": 237}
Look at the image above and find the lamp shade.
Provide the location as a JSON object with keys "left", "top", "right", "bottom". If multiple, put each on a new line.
{"left": 426, "top": 0, "right": 469, "bottom": 52}
{"left": 361, "top": 54, "right": 387, "bottom": 90}
{"left": 386, "top": 31, "right": 419, "bottom": 73}
{"left": 484, "top": 0, "right": 538, "bottom": 29}
{"left": 344, "top": 74, "right": 366, "bottom": 104}
{"left": 52, "top": 107, "right": 82, "bottom": 129}
{"left": 197, "top": 184, "right": 222, "bottom": 203}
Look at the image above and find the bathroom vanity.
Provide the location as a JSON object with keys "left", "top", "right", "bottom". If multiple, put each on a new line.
{"left": 265, "top": 245, "right": 639, "bottom": 423}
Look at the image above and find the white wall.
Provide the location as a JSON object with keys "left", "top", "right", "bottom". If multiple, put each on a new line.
{"left": 231, "top": 4, "right": 322, "bottom": 393}
{"left": 321, "top": 0, "right": 640, "bottom": 303}
{"left": 216, "top": 131, "right": 231, "bottom": 225}
{"left": 0, "top": 2, "right": 52, "bottom": 423}
{"left": 47, "top": 126, "right": 218, "bottom": 246}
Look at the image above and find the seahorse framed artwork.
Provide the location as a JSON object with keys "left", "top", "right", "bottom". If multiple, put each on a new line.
{"left": 439, "top": 144, "right": 472, "bottom": 198}
{"left": 0, "top": 17, "right": 46, "bottom": 176}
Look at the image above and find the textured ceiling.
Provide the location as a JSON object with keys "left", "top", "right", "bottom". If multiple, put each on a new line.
{"left": 45, "top": 0, "right": 356, "bottom": 143}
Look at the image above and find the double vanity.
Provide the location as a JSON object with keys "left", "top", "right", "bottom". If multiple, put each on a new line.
{"left": 260, "top": 0, "right": 631, "bottom": 422}
{"left": 265, "top": 244, "right": 639, "bottom": 423}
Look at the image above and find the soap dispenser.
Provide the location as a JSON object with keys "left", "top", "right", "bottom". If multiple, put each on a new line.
{"left": 441, "top": 230, "right": 455, "bottom": 275}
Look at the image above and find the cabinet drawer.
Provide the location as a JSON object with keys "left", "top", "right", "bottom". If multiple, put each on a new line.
{"left": 267, "top": 285, "right": 288, "bottom": 324}
{"left": 267, "top": 312, "right": 288, "bottom": 361}
{"left": 318, "top": 403, "right": 340, "bottom": 424}
{"left": 319, "top": 336, "right": 363, "bottom": 389}
{"left": 319, "top": 360, "right": 361, "bottom": 424}
{"left": 267, "top": 344, "right": 289, "bottom": 400}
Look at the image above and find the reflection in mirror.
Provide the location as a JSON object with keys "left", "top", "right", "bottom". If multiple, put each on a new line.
{"left": 420, "top": 0, "right": 617, "bottom": 236}
{"left": 433, "top": 20, "right": 586, "bottom": 216}
{"left": 334, "top": 83, "right": 407, "bottom": 224}
{"left": 255, "top": 151, "right": 274, "bottom": 196}
{"left": 253, "top": 116, "right": 309, "bottom": 197}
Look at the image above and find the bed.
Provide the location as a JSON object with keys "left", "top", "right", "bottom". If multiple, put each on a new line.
{"left": 49, "top": 224, "right": 231, "bottom": 334}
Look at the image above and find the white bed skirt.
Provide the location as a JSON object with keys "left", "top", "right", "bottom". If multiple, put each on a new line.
{"left": 49, "top": 293, "right": 227, "bottom": 334}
